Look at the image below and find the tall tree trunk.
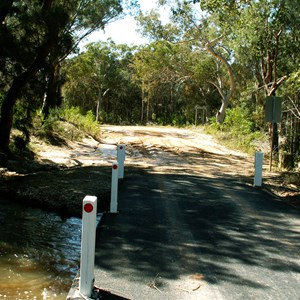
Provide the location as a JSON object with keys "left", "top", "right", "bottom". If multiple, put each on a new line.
{"left": 141, "top": 82, "right": 145, "bottom": 124}
{"left": 216, "top": 100, "right": 228, "bottom": 123}
{"left": 260, "top": 29, "right": 287, "bottom": 167}
{"left": 0, "top": 85, "right": 18, "bottom": 154}
{"left": 146, "top": 97, "right": 150, "bottom": 123}
{"left": 205, "top": 36, "right": 235, "bottom": 123}
{"left": 42, "top": 62, "right": 61, "bottom": 120}
{"left": 96, "top": 99, "right": 100, "bottom": 122}
{"left": 0, "top": 35, "right": 57, "bottom": 153}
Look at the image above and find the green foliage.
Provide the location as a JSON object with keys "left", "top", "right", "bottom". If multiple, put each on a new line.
{"left": 2, "top": 0, "right": 299, "bottom": 166}
{"left": 32, "top": 106, "right": 101, "bottom": 145}
{"left": 0, "top": 0, "right": 137, "bottom": 152}
{"left": 33, "top": 108, "right": 66, "bottom": 143}
{"left": 59, "top": 106, "right": 101, "bottom": 138}
{"left": 171, "top": 114, "right": 188, "bottom": 127}
{"left": 63, "top": 41, "right": 141, "bottom": 124}
{"left": 223, "top": 107, "right": 254, "bottom": 135}
{"left": 280, "top": 71, "right": 300, "bottom": 161}
{"left": 206, "top": 107, "right": 266, "bottom": 153}
{"left": 9, "top": 94, "right": 43, "bottom": 152}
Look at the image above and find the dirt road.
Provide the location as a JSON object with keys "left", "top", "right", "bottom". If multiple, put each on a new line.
{"left": 99, "top": 125, "right": 299, "bottom": 208}
{"left": 38, "top": 124, "right": 298, "bottom": 210}
{"left": 100, "top": 125, "right": 254, "bottom": 178}
{"left": 2, "top": 125, "right": 298, "bottom": 217}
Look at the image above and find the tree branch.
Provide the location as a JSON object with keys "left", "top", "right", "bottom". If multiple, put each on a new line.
{"left": 205, "top": 36, "right": 235, "bottom": 100}
{"left": 206, "top": 80, "right": 225, "bottom": 100}
{"left": 271, "top": 29, "right": 283, "bottom": 92}
{"left": 288, "top": 96, "right": 300, "bottom": 119}
{"left": 267, "top": 75, "right": 288, "bottom": 96}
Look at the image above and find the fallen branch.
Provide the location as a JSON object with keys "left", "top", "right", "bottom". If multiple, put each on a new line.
{"left": 148, "top": 273, "right": 163, "bottom": 293}
{"left": 176, "top": 283, "right": 202, "bottom": 293}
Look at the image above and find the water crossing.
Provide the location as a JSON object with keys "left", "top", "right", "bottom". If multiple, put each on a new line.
{"left": 0, "top": 197, "right": 82, "bottom": 299}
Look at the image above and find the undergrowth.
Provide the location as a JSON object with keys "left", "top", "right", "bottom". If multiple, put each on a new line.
{"left": 205, "top": 107, "right": 267, "bottom": 154}
{"left": 59, "top": 106, "right": 101, "bottom": 138}
{"left": 33, "top": 106, "right": 101, "bottom": 145}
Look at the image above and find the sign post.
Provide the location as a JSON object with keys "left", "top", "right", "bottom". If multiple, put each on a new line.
{"left": 79, "top": 196, "right": 97, "bottom": 298}
{"left": 117, "top": 144, "right": 125, "bottom": 179}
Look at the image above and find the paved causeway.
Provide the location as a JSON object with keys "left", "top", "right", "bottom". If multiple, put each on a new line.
{"left": 93, "top": 167, "right": 300, "bottom": 299}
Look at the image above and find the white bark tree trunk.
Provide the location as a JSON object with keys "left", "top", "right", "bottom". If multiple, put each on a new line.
{"left": 205, "top": 36, "right": 235, "bottom": 123}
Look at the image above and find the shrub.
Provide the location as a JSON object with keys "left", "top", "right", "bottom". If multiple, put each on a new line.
{"left": 206, "top": 107, "right": 266, "bottom": 153}
{"left": 33, "top": 106, "right": 101, "bottom": 144}
{"left": 59, "top": 106, "right": 101, "bottom": 138}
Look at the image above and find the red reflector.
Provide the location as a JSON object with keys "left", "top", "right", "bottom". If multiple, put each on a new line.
{"left": 84, "top": 203, "right": 93, "bottom": 213}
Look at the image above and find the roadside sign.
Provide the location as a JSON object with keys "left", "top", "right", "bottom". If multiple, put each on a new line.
{"left": 265, "top": 96, "right": 282, "bottom": 123}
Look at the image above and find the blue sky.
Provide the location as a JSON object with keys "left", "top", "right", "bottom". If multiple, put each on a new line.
{"left": 80, "top": 0, "right": 170, "bottom": 48}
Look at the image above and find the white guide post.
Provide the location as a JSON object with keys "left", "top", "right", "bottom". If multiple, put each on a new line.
{"left": 117, "top": 144, "right": 126, "bottom": 179}
{"left": 254, "top": 152, "right": 263, "bottom": 187}
{"left": 79, "top": 196, "right": 97, "bottom": 297}
{"left": 110, "top": 161, "right": 119, "bottom": 213}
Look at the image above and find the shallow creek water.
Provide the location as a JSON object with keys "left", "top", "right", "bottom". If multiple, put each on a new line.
{"left": 0, "top": 197, "right": 82, "bottom": 300}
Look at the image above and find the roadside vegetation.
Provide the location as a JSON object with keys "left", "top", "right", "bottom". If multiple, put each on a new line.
{"left": 0, "top": 1, "right": 299, "bottom": 174}
{"left": 11, "top": 106, "right": 100, "bottom": 154}
{"left": 205, "top": 107, "right": 267, "bottom": 155}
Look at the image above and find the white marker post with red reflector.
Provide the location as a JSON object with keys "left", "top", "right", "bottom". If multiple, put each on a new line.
{"left": 79, "top": 195, "right": 97, "bottom": 297}
{"left": 117, "top": 144, "right": 125, "bottom": 179}
{"left": 110, "top": 161, "right": 119, "bottom": 213}
{"left": 254, "top": 152, "right": 263, "bottom": 187}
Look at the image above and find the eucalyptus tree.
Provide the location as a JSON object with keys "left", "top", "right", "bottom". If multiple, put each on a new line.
{"left": 63, "top": 41, "right": 140, "bottom": 124}
{"left": 0, "top": 0, "right": 138, "bottom": 154}
{"left": 280, "top": 70, "right": 300, "bottom": 163}
{"left": 64, "top": 41, "right": 117, "bottom": 120}
{"left": 198, "top": 0, "right": 300, "bottom": 163}
{"left": 139, "top": 1, "right": 236, "bottom": 123}
{"left": 132, "top": 39, "right": 204, "bottom": 124}
{"left": 132, "top": 41, "right": 178, "bottom": 123}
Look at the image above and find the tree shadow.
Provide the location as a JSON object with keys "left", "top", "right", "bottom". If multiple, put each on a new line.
{"left": 95, "top": 165, "right": 300, "bottom": 297}
{"left": 0, "top": 165, "right": 113, "bottom": 217}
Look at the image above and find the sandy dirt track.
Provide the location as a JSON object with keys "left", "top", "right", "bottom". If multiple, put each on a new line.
{"left": 1, "top": 125, "right": 299, "bottom": 215}
{"left": 36, "top": 124, "right": 299, "bottom": 208}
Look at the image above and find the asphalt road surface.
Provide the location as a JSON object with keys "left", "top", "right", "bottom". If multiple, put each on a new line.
{"left": 93, "top": 127, "right": 300, "bottom": 300}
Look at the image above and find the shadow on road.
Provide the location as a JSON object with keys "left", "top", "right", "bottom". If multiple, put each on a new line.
{"left": 95, "top": 166, "right": 300, "bottom": 295}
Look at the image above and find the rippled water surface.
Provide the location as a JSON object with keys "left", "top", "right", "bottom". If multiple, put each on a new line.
{"left": 0, "top": 197, "right": 82, "bottom": 299}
